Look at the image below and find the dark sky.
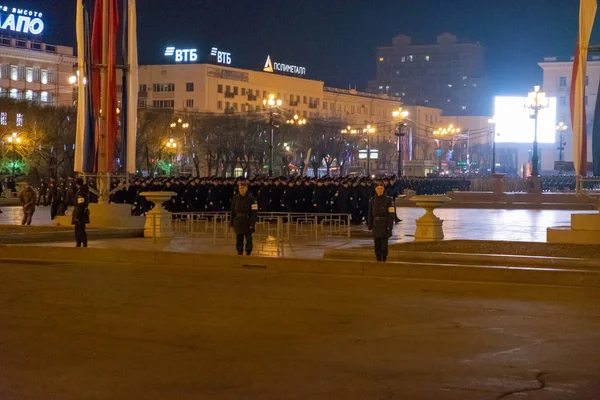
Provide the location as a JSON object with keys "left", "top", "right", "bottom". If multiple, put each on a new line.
{"left": 16, "top": 0, "right": 600, "bottom": 97}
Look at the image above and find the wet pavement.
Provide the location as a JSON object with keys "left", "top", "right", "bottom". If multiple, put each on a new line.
{"left": 1, "top": 260, "right": 599, "bottom": 399}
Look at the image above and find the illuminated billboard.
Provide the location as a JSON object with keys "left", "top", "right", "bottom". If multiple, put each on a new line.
{"left": 493, "top": 96, "right": 557, "bottom": 144}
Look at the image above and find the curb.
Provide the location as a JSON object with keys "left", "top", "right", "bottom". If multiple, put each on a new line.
{"left": 324, "top": 248, "right": 600, "bottom": 270}
{"left": 0, "top": 245, "right": 598, "bottom": 288}
{"left": 0, "top": 229, "right": 143, "bottom": 244}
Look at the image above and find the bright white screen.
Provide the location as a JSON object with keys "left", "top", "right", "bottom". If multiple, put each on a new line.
{"left": 494, "top": 96, "right": 557, "bottom": 144}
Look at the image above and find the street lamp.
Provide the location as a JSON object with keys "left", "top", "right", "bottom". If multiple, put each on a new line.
{"left": 5, "top": 132, "right": 22, "bottom": 177}
{"left": 286, "top": 114, "right": 307, "bottom": 125}
{"left": 263, "top": 94, "right": 282, "bottom": 177}
{"left": 363, "top": 124, "right": 376, "bottom": 176}
{"left": 525, "top": 85, "right": 549, "bottom": 177}
{"left": 556, "top": 122, "right": 568, "bottom": 162}
{"left": 393, "top": 107, "right": 409, "bottom": 177}
{"left": 432, "top": 124, "right": 461, "bottom": 173}
{"left": 488, "top": 117, "right": 498, "bottom": 174}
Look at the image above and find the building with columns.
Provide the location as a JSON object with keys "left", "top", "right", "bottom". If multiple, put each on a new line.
{"left": 538, "top": 55, "right": 599, "bottom": 167}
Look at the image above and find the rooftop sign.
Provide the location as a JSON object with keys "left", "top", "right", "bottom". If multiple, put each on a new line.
{"left": 0, "top": 5, "right": 44, "bottom": 35}
{"left": 263, "top": 55, "right": 306, "bottom": 76}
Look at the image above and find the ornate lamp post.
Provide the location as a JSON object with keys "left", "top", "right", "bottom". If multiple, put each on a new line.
{"left": 556, "top": 121, "right": 568, "bottom": 162}
{"left": 393, "top": 108, "right": 409, "bottom": 177}
{"left": 432, "top": 124, "right": 461, "bottom": 173}
{"left": 263, "top": 94, "right": 282, "bottom": 177}
{"left": 525, "top": 85, "right": 549, "bottom": 177}
{"left": 363, "top": 125, "right": 376, "bottom": 176}
{"left": 6, "top": 132, "right": 22, "bottom": 177}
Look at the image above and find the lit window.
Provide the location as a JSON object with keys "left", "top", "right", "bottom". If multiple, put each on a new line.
{"left": 379, "top": 57, "right": 384, "bottom": 62}
{"left": 462, "top": 106, "right": 467, "bottom": 110}
{"left": 462, "top": 76, "right": 467, "bottom": 80}
{"left": 25, "top": 90, "right": 33, "bottom": 101}
{"left": 448, "top": 84, "right": 452, "bottom": 88}
{"left": 401, "top": 56, "right": 406, "bottom": 63}
{"left": 41, "top": 70, "right": 48, "bottom": 84}
{"left": 425, "top": 55, "right": 430, "bottom": 61}
{"left": 16, "top": 113, "right": 23, "bottom": 126}
{"left": 408, "top": 55, "right": 413, "bottom": 62}
{"left": 0, "top": 112, "right": 6, "bottom": 125}
{"left": 11, "top": 66, "right": 17, "bottom": 80}
{"left": 186, "top": 99, "right": 194, "bottom": 108}
{"left": 26, "top": 68, "right": 33, "bottom": 83}
{"left": 472, "top": 83, "right": 477, "bottom": 88}
{"left": 379, "top": 86, "right": 383, "bottom": 90}
{"left": 447, "top": 99, "right": 451, "bottom": 102}
{"left": 40, "top": 91, "right": 48, "bottom": 102}
{"left": 9, "top": 88, "right": 18, "bottom": 99}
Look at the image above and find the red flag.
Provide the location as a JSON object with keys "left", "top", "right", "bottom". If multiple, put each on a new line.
{"left": 570, "top": 0, "right": 597, "bottom": 176}
{"left": 105, "top": 0, "right": 119, "bottom": 172}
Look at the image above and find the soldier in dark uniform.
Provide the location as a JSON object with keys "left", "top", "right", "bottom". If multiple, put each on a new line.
{"left": 72, "top": 177, "right": 90, "bottom": 248}
{"left": 269, "top": 178, "right": 285, "bottom": 212}
{"left": 368, "top": 182, "right": 395, "bottom": 262}
{"left": 37, "top": 178, "right": 48, "bottom": 206}
{"left": 49, "top": 178, "right": 59, "bottom": 220}
{"left": 282, "top": 180, "right": 297, "bottom": 213}
{"left": 257, "top": 179, "right": 270, "bottom": 212}
{"left": 334, "top": 180, "right": 353, "bottom": 215}
{"left": 230, "top": 181, "right": 258, "bottom": 256}
{"left": 358, "top": 179, "right": 372, "bottom": 224}
{"left": 312, "top": 179, "right": 329, "bottom": 215}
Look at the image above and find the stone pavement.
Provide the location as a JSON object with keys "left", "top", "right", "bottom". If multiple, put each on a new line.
{"left": 1, "top": 259, "right": 599, "bottom": 399}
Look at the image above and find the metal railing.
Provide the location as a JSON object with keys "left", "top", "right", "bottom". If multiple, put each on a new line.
{"left": 168, "top": 211, "right": 352, "bottom": 255}
{"left": 576, "top": 176, "right": 600, "bottom": 195}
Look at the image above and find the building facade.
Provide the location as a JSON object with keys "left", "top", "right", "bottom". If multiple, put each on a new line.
{"left": 369, "top": 33, "right": 489, "bottom": 116}
{"left": 538, "top": 55, "right": 599, "bottom": 166}
{"left": 0, "top": 38, "right": 75, "bottom": 107}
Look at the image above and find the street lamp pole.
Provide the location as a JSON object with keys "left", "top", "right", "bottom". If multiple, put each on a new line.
{"left": 556, "top": 122, "right": 568, "bottom": 162}
{"left": 263, "top": 94, "right": 282, "bottom": 177}
{"left": 6, "top": 132, "right": 21, "bottom": 177}
{"left": 393, "top": 108, "right": 409, "bottom": 177}
{"left": 363, "top": 125, "right": 375, "bottom": 176}
{"left": 488, "top": 118, "right": 496, "bottom": 174}
{"left": 525, "top": 85, "right": 549, "bottom": 177}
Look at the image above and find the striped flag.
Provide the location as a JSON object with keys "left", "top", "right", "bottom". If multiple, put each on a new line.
{"left": 570, "top": 0, "right": 597, "bottom": 176}
{"left": 126, "top": 0, "right": 138, "bottom": 174}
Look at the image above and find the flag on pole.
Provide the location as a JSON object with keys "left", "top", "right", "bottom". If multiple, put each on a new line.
{"left": 570, "top": 0, "right": 597, "bottom": 176}
{"left": 126, "top": 0, "right": 138, "bottom": 174}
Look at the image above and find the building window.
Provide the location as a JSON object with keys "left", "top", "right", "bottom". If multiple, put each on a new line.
{"left": 152, "top": 83, "right": 175, "bottom": 92}
{"left": 401, "top": 56, "right": 406, "bottom": 63}
{"left": 303, "top": 111, "right": 307, "bottom": 117}
{"left": 462, "top": 106, "right": 467, "bottom": 110}
{"left": 186, "top": 99, "right": 194, "bottom": 108}
{"left": 330, "top": 103, "right": 334, "bottom": 111}
{"left": 233, "top": 86, "right": 239, "bottom": 95}
{"left": 186, "top": 82, "right": 194, "bottom": 92}
{"left": 16, "top": 113, "right": 23, "bottom": 127}
{"left": 225, "top": 101, "right": 230, "bottom": 111}
{"left": 40, "top": 91, "right": 48, "bottom": 102}
{"left": 425, "top": 55, "right": 430, "bottom": 61}
{"left": 26, "top": 68, "right": 33, "bottom": 83}
{"left": 152, "top": 100, "right": 174, "bottom": 109}
{"left": 11, "top": 66, "right": 17, "bottom": 80}
{"left": 559, "top": 97, "right": 566, "bottom": 106}
{"left": 233, "top": 103, "right": 238, "bottom": 111}
{"left": 218, "top": 84, "right": 223, "bottom": 93}
{"left": 241, "top": 104, "right": 246, "bottom": 112}
{"left": 379, "top": 57, "right": 384, "bottom": 62}
{"left": 47, "top": 70, "right": 56, "bottom": 83}
{"left": 323, "top": 101, "right": 327, "bottom": 110}
{"left": 0, "top": 112, "right": 6, "bottom": 125}
{"left": 559, "top": 77, "right": 567, "bottom": 87}
{"left": 0, "top": 64, "right": 8, "bottom": 79}
{"left": 263, "top": 91, "right": 267, "bottom": 98}
{"left": 472, "top": 83, "right": 477, "bottom": 88}
{"left": 10, "top": 88, "right": 18, "bottom": 99}
{"left": 137, "top": 98, "right": 146, "bottom": 108}
{"left": 217, "top": 100, "right": 223, "bottom": 110}
{"left": 41, "top": 69, "right": 48, "bottom": 84}
{"left": 303, "top": 96, "right": 307, "bottom": 104}
{"left": 256, "top": 105, "right": 260, "bottom": 111}
{"left": 408, "top": 55, "right": 413, "bottom": 62}
{"left": 32, "top": 67, "right": 40, "bottom": 82}
{"left": 242, "top": 88, "right": 246, "bottom": 96}
{"left": 139, "top": 84, "right": 147, "bottom": 92}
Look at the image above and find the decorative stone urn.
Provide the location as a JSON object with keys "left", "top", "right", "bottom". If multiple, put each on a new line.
{"left": 410, "top": 195, "right": 451, "bottom": 241}
{"left": 139, "top": 191, "right": 177, "bottom": 238}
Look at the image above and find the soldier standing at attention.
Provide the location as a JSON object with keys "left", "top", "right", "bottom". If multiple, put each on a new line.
{"left": 368, "top": 182, "right": 395, "bottom": 262}
{"left": 72, "top": 177, "right": 90, "bottom": 247}
{"left": 18, "top": 182, "right": 37, "bottom": 225}
{"left": 230, "top": 181, "right": 258, "bottom": 256}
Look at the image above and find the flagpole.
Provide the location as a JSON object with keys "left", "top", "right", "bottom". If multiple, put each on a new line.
{"left": 98, "top": 0, "right": 110, "bottom": 200}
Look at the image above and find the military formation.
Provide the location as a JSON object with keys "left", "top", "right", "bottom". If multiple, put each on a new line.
{"left": 108, "top": 175, "right": 407, "bottom": 225}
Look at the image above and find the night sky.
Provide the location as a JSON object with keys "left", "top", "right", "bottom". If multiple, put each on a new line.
{"left": 15, "top": 0, "right": 600, "bottom": 101}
